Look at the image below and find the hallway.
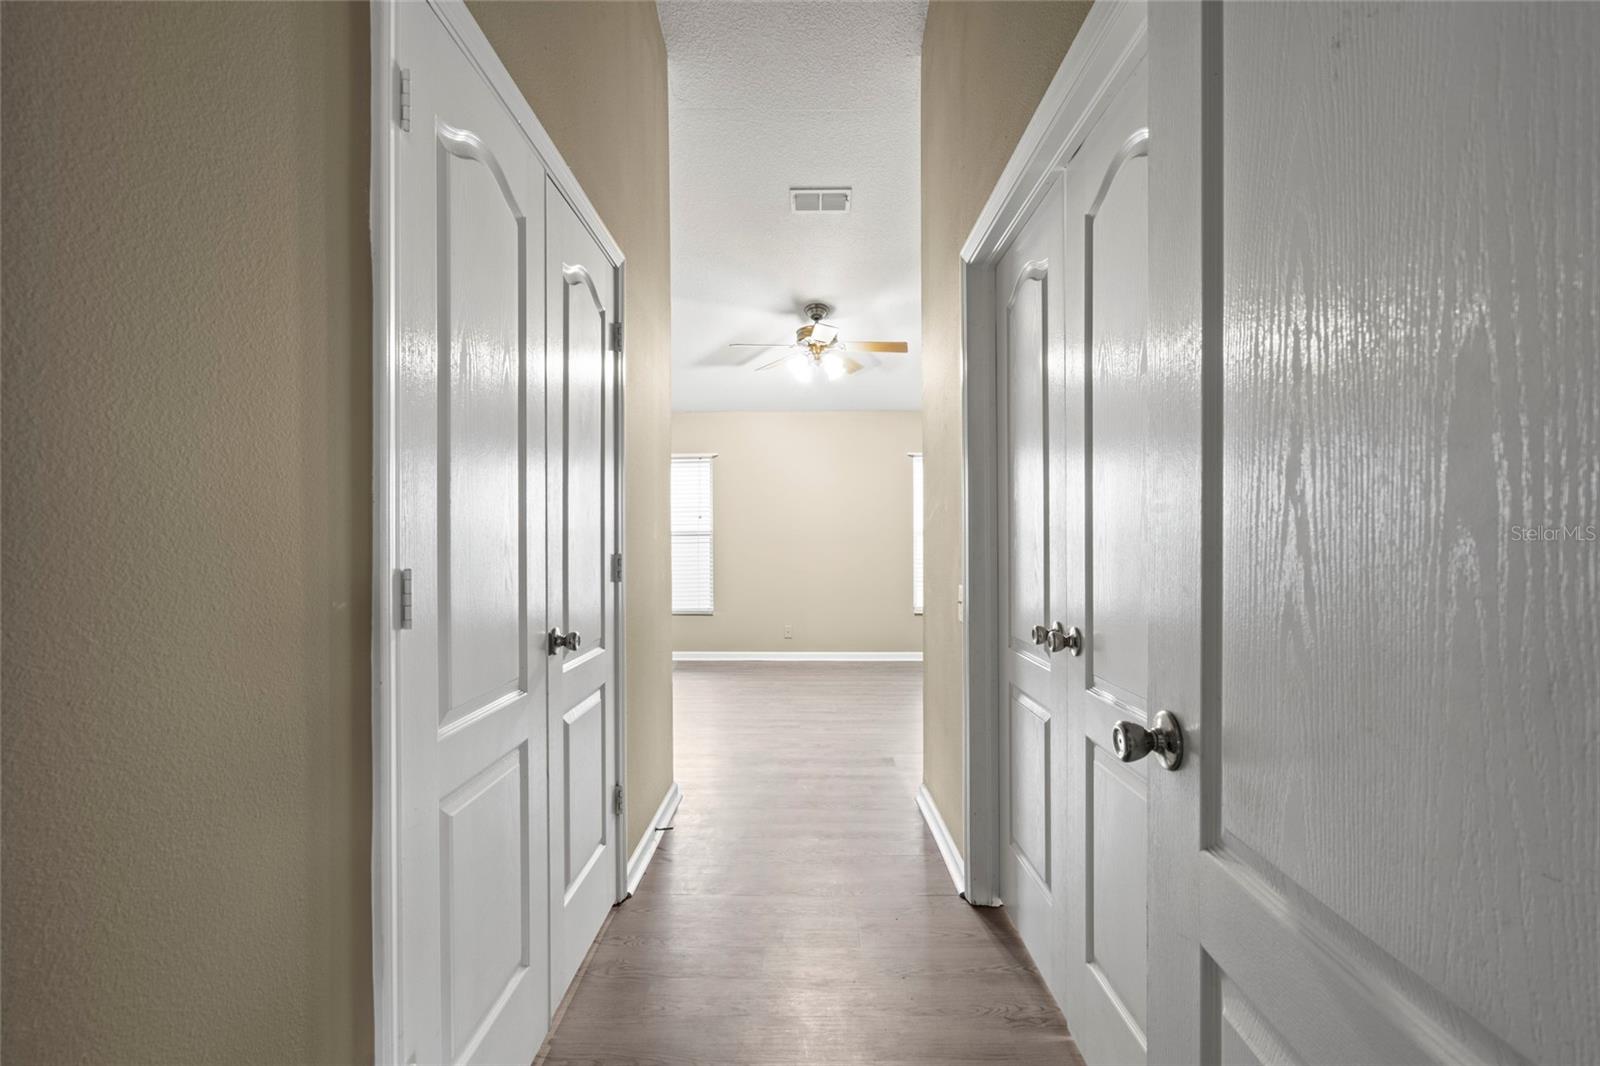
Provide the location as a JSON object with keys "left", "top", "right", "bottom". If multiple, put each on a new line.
{"left": 536, "top": 663, "right": 1082, "bottom": 1065}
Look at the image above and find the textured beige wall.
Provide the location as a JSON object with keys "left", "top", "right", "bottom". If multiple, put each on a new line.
{"left": 671, "top": 412, "right": 923, "bottom": 654}
{"left": 2, "top": 4, "right": 373, "bottom": 1062}
{"left": 468, "top": 1, "right": 674, "bottom": 850}
{"left": 920, "top": 1, "right": 1091, "bottom": 854}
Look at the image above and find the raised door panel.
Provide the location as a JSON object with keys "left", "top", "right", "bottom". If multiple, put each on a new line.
{"left": 1087, "top": 747, "right": 1148, "bottom": 1034}
{"left": 1008, "top": 691, "right": 1052, "bottom": 889}
{"left": 561, "top": 692, "right": 607, "bottom": 897}
{"left": 1007, "top": 267, "right": 1050, "bottom": 656}
{"left": 557, "top": 263, "right": 608, "bottom": 656}
{"left": 1088, "top": 151, "right": 1150, "bottom": 708}
{"left": 439, "top": 128, "right": 526, "bottom": 726}
{"left": 440, "top": 748, "right": 532, "bottom": 1062}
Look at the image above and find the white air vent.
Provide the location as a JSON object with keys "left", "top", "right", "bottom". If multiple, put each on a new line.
{"left": 791, "top": 187, "right": 851, "bottom": 213}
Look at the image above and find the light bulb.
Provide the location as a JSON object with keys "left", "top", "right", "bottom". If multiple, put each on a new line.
{"left": 821, "top": 353, "right": 845, "bottom": 381}
{"left": 787, "top": 355, "right": 813, "bottom": 383}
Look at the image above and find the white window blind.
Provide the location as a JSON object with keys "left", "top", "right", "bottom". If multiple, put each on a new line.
{"left": 671, "top": 456, "right": 715, "bottom": 614}
{"left": 911, "top": 453, "right": 925, "bottom": 615}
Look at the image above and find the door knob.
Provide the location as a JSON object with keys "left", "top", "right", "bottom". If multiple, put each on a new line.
{"left": 1030, "top": 623, "right": 1050, "bottom": 646}
{"left": 1111, "top": 710, "right": 1184, "bottom": 770}
{"left": 1046, "top": 622, "right": 1082, "bottom": 656}
{"left": 547, "top": 627, "right": 582, "bottom": 655}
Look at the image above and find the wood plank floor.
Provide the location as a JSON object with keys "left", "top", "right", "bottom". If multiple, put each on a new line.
{"left": 536, "top": 661, "right": 1083, "bottom": 1066}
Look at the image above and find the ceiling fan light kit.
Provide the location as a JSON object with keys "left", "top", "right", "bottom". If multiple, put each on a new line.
{"left": 783, "top": 350, "right": 848, "bottom": 383}
{"left": 731, "top": 301, "right": 910, "bottom": 384}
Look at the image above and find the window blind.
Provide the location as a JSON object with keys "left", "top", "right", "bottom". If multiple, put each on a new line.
{"left": 911, "top": 453, "right": 925, "bottom": 615}
{"left": 671, "top": 456, "right": 715, "bottom": 614}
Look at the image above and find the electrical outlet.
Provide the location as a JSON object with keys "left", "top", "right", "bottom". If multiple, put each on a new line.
{"left": 784, "top": 625, "right": 793, "bottom": 640}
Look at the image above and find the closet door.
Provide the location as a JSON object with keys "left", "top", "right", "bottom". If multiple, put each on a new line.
{"left": 545, "top": 179, "right": 621, "bottom": 1009}
{"left": 1059, "top": 56, "right": 1150, "bottom": 1066}
{"left": 389, "top": 4, "right": 548, "bottom": 1063}
{"left": 995, "top": 182, "right": 1071, "bottom": 1004}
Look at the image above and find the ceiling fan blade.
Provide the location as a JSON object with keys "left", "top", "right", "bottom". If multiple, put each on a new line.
{"left": 843, "top": 357, "right": 865, "bottom": 375}
{"left": 843, "top": 340, "right": 910, "bottom": 353}
{"left": 754, "top": 355, "right": 793, "bottom": 372}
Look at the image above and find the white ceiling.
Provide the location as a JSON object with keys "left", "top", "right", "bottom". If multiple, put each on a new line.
{"left": 659, "top": 1, "right": 926, "bottom": 411}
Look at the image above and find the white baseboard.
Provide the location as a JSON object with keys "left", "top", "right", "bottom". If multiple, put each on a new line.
{"left": 916, "top": 784, "right": 965, "bottom": 895}
{"left": 625, "top": 781, "right": 682, "bottom": 898}
{"left": 673, "top": 650, "right": 923, "bottom": 663}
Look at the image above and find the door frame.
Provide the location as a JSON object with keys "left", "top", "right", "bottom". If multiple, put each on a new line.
{"left": 958, "top": 0, "right": 1146, "bottom": 906}
{"left": 370, "top": 2, "right": 628, "bottom": 1061}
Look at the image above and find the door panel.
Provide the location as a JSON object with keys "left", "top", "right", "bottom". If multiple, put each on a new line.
{"left": 1089, "top": 748, "right": 1147, "bottom": 1032}
{"left": 440, "top": 748, "right": 531, "bottom": 1061}
{"left": 440, "top": 133, "right": 526, "bottom": 723}
{"left": 1149, "top": 4, "right": 1599, "bottom": 1064}
{"left": 1008, "top": 692, "right": 1052, "bottom": 887}
{"left": 546, "top": 180, "right": 619, "bottom": 1008}
{"left": 1087, "top": 149, "right": 1150, "bottom": 706}
{"left": 1008, "top": 270, "right": 1049, "bottom": 650}
{"left": 561, "top": 691, "right": 606, "bottom": 894}
{"left": 997, "top": 187, "right": 1069, "bottom": 1005}
{"left": 392, "top": 5, "right": 548, "bottom": 1064}
{"left": 1062, "top": 54, "right": 1150, "bottom": 1066}
{"left": 560, "top": 264, "right": 608, "bottom": 652}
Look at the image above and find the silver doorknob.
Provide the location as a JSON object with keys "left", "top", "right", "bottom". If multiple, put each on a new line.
{"left": 548, "top": 627, "right": 582, "bottom": 655}
{"left": 1111, "top": 710, "right": 1184, "bottom": 771}
{"left": 1030, "top": 624, "right": 1050, "bottom": 646}
{"left": 1045, "top": 622, "right": 1082, "bottom": 656}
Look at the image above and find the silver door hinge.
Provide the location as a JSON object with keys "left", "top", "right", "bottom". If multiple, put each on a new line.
{"left": 398, "top": 68, "right": 412, "bottom": 132}
{"left": 612, "top": 785, "right": 624, "bottom": 816}
{"left": 610, "top": 552, "right": 623, "bottom": 583}
{"left": 610, "top": 320, "right": 623, "bottom": 353}
{"left": 398, "top": 568, "right": 414, "bottom": 629}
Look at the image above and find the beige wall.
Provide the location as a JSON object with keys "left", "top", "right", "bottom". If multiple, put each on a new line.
{"left": 2, "top": 4, "right": 373, "bottom": 1062}
{"left": 1, "top": 2, "right": 671, "bottom": 1061}
{"left": 920, "top": 1, "right": 1091, "bottom": 854}
{"left": 671, "top": 412, "right": 923, "bottom": 654}
{"left": 470, "top": 0, "right": 674, "bottom": 872}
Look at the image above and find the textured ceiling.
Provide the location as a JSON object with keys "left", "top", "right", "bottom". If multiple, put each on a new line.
{"left": 660, "top": 1, "right": 926, "bottom": 411}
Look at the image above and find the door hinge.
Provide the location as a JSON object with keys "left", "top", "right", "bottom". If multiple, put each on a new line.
{"left": 398, "top": 568, "right": 414, "bottom": 629}
{"left": 612, "top": 784, "right": 624, "bottom": 816}
{"left": 610, "top": 320, "right": 623, "bottom": 353}
{"left": 397, "top": 68, "right": 412, "bottom": 132}
{"left": 610, "top": 552, "right": 623, "bottom": 583}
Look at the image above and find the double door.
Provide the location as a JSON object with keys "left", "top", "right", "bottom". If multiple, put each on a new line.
{"left": 385, "top": 3, "right": 621, "bottom": 1063}
{"left": 995, "top": 52, "right": 1151, "bottom": 1066}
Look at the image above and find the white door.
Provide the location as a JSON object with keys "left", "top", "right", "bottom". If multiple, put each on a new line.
{"left": 1060, "top": 58, "right": 1150, "bottom": 1066}
{"left": 545, "top": 181, "right": 620, "bottom": 1009}
{"left": 996, "top": 185, "right": 1071, "bottom": 1004}
{"left": 1147, "top": 5, "right": 1599, "bottom": 1065}
{"left": 390, "top": 4, "right": 549, "bottom": 1063}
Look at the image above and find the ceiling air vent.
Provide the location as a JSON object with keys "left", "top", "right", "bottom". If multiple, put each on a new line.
{"left": 791, "top": 187, "right": 851, "bottom": 213}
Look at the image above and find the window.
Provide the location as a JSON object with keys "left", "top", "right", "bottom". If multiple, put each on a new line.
{"left": 671, "top": 455, "right": 715, "bottom": 614}
{"left": 911, "top": 452, "right": 924, "bottom": 615}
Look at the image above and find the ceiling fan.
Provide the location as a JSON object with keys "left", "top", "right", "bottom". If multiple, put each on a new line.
{"left": 728, "top": 302, "right": 910, "bottom": 382}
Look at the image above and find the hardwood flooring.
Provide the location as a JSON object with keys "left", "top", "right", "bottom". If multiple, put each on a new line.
{"left": 536, "top": 661, "right": 1083, "bottom": 1066}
